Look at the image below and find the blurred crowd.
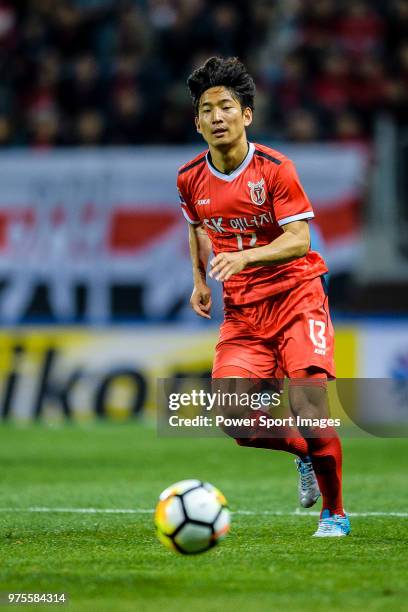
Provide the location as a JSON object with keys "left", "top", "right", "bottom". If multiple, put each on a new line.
{"left": 0, "top": 0, "right": 407, "bottom": 148}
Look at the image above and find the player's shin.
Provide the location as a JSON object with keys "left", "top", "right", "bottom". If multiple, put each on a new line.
{"left": 306, "top": 428, "right": 344, "bottom": 516}
{"left": 289, "top": 371, "right": 344, "bottom": 516}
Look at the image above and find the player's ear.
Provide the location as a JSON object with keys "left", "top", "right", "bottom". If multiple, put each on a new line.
{"left": 243, "top": 107, "right": 253, "bottom": 128}
{"left": 195, "top": 115, "right": 202, "bottom": 134}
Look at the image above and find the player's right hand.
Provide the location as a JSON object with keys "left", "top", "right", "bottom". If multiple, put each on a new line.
{"left": 190, "top": 284, "right": 212, "bottom": 319}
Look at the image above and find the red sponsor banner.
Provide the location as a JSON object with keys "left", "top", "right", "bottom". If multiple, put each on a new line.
{"left": 109, "top": 208, "right": 179, "bottom": 252}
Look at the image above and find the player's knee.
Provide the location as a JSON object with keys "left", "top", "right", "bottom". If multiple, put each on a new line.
{"left": 289, "top": 370, "right": 328, "bottom": 420}
{"left": 289, "top": 389, "right": 324, "bottom": 420}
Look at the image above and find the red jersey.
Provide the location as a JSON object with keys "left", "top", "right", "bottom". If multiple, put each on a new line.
{"left": 177, "top": 142, "right": 328, "bottom": 305}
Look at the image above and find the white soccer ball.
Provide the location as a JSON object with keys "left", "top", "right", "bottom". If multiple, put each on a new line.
{"left": 154, "top": 479, "right": 231, "bottom": 554}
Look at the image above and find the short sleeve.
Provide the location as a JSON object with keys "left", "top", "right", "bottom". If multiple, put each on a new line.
{"left": 177, "top": 174, "right": 200, "bottom": 225}
{"left": 271, "top": 160, "right": 315, "bottom": 226}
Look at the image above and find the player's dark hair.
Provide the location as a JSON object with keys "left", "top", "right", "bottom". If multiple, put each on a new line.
{"left": 187, "top": 56, "right": 256, "bottom": 115}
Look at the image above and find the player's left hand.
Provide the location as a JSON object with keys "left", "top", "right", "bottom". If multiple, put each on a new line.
{"left": 209, "top": 251, "right": 248, "bottom": 281}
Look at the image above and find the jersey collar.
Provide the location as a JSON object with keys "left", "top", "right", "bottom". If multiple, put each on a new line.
{"left": 206, "top": 142, "right": 255, "bottom": 182}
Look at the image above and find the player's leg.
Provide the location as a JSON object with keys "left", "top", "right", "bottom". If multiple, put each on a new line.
{"left": 288, "top": 369, "right": 349, "bottom": 535}
{"left": 289, "top": 370, "right": 350, "bottom": 536}
{"left": 213, "top": 363, "right": 320, "bottom": 506}
{"left": 277, "top": 277, "right": 350, "bottom": 535}
{"left": 212, "top": 354, "right": 308, "bottom": 458}
{"left": 212, "top": 300, "right": 320, "bottom": 508}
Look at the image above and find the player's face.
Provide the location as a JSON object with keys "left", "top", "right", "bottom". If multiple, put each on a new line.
{"left": 195, "top": 86, "right": 252, "bottom": 148}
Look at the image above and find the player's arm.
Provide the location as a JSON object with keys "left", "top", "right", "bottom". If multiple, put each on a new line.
{"left": 189, "top": 222, "right": 213, "bottom": 319}
{"left": 245, "top": 220, "right": 310, "bottom": 266}
{"left": 209, "top": 221, "right": 309, "bottom": 282}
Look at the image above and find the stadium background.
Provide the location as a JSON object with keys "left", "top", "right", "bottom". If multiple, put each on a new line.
{"left": 0, "top": 0, "right": 407, "bottom": 421}
{"left": 1, "top": 2, "right": 408, "bottom": 610}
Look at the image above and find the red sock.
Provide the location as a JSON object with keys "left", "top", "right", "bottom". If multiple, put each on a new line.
{"left": 288, "top": 369, "right": 344, "bottom": 516}
{"left": 235, "top": 409, "right": 308, "bottom": 458}
{"left": 306, "top": 427, "right": 344, "bottom": 516}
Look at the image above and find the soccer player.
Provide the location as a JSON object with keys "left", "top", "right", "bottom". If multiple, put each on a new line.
{"left": 177, "top": 57, "right": 350, "bottom": 537}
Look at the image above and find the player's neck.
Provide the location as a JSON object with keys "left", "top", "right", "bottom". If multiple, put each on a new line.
{"left": 208, "top": 138, "right": 249, "bottom": 175}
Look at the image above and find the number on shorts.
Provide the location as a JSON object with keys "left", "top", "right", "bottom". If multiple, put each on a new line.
{"left": 309, "top": 319, "right": 326, "bottom": 349}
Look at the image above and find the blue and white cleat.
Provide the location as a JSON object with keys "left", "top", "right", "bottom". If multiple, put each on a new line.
{"left": 295, "top": 457, "right": 321, "bottom": 508}
{"left": 313, "top": 509, "right": 351, "bottom": 537}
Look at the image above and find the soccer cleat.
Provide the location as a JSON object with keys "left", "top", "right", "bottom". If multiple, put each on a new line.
{"left": 313, "top": 509, "right": 351, "bottom": 537}
{"left": 295, "top": 457, "right": 321, "bottom": 508}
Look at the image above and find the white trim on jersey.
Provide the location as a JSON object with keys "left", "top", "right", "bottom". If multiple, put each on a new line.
{"left": 181, "top": 207, "right": 200, "bottom": 224}
{"left": 278, "top": 211, "right": 315, "bottom": 226}
{"left": 206, "top": 142, "right": 255, "bottom": 182}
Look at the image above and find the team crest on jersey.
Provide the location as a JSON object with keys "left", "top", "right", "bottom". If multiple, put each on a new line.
{"left": 248, "top": 178, "right": 266, "bottom": 205}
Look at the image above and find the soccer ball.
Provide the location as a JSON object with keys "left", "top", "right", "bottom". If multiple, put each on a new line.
{"left": 154, "top": 479, "right": 230, "bottom": 554}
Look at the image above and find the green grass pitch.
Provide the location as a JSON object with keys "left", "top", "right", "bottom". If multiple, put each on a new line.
{"left": 0, "top": 422, "right": 407, "bottom": 611}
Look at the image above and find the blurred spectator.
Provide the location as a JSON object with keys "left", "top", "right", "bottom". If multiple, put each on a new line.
{"left": 249, "top": 90, "right": 273, "bottom": 140}
{"left": 59, "top": 54, "right": 105, "bottom": 115}
{"left": 313, "top": 53, "right": 351, "bottom": 114}
{"left": 208, "top": 4, "right": 241, "bottom": 57}
{"left": 0, "top": 114, "right": 13, "bottom": 146}
{"left": 300, "top": 0, "right": 338, "bottom": 47}
{"left": 148, "top": 0, "right": 177, "bottom": 30}
{"left": 396, "top": 42, "right": 408, "bottom": 78}
{"left": 22, "top": 52, "right": 61, "bottom": 145}
{"left": 286, "top": 109, "right": 320, "bottom": 142}
{"left": 334, "top": 111, "right": 367, "bottom": 143}
{"left": 108, "top": 88, "right": 146, "bottom": 144}
{"left": 386, "top": 0, "right": 408, "bottom": 54}
{"left": 349, "top": 57, "right": 386, "bottom": 120}
{"left": 384, "top": 78, "right": 408, "bottom": 125}
{"left": 0, "top": 1, "right": 17, "bottom": 53}
{"left": 29, "top": 111, "right": 60, "bottom": 149}
{"left": 158, "top": 1, "right": 211, "bottom": 79}
{"left": 275, "top": 54, "right": 309, "bottom": 113}
{"left": 116, "top": 4, "right": 153, "bottom": 57}
{"left": 0, "top": 0, "right": 406, "bottom": 145}
{"left": 336, "top": 1, "right": 385, "bottom": 58}
{"left": 160, "top": 82, "right": 197, "bottom": 143}
{"left": 247, "top": 0, "right": 275, "bottom": 45}
{"left": 76, "top": 110, "right": 105, "bottom": 145}
{"left": 49, "top": 3, "right": 86, "bottom": 59}
{"left": 297, "top": 0, "right": 339, "bottom": 73}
